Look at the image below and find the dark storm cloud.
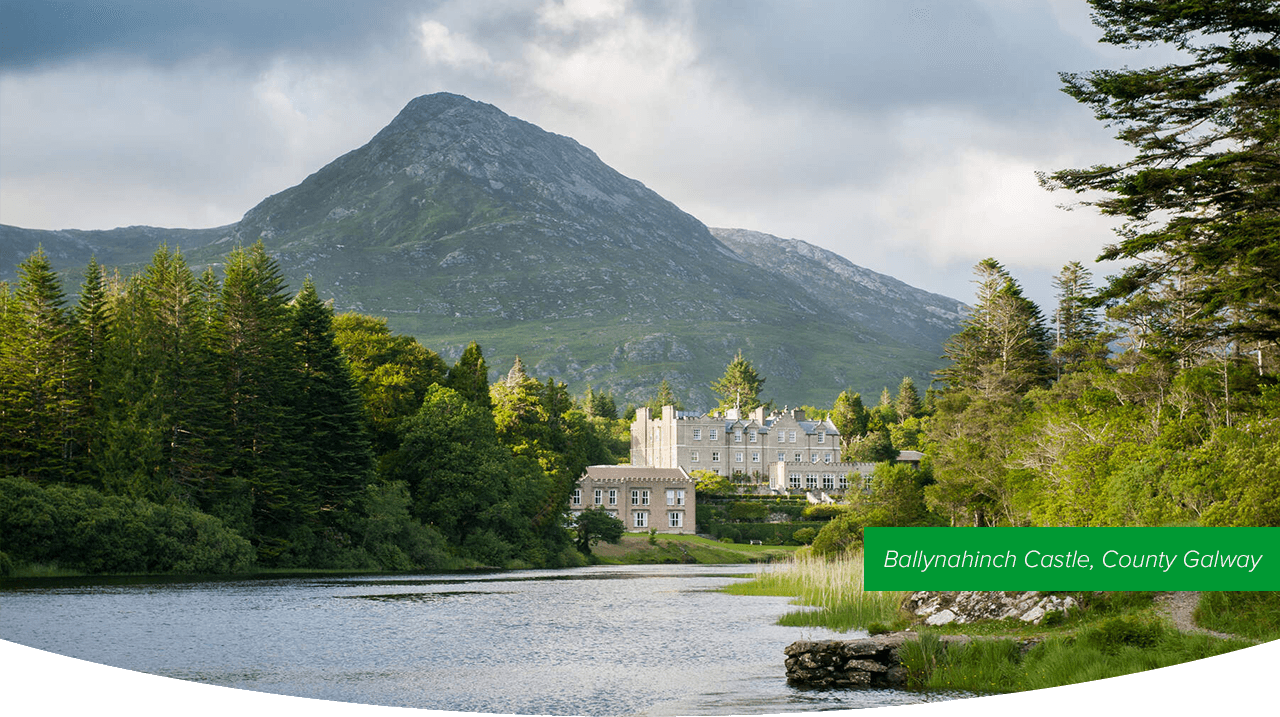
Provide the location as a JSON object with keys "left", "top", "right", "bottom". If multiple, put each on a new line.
{"left": 0, "top": 0, "right": 430, "bottom": 69}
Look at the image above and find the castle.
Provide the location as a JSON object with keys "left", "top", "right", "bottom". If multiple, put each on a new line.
{"left": 629, "top": 405, "right": 894, "bottom": 502}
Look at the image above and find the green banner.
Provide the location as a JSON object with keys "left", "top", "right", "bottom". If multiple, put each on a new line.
{"left": 863, "top": 527, "right": 1280, "bottom": 591}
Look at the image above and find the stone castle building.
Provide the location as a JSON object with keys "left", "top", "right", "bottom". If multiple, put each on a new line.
{"left": 629, "top": 405, "right": 891, "bottom": 501}
{"left": 572, "top": 464, "right": 696, "bottom": 534}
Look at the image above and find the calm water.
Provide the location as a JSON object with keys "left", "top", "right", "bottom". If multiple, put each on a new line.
{"left": 0, "top": 564, "right": 955, "bottom": 715}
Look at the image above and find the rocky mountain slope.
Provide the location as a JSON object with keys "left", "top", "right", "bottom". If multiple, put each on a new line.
{"left": 1, "top": 92, "right": 965, "bottom": 409}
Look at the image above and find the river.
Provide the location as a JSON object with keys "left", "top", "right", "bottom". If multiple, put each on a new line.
{"left": 0, "top": 563, "right": 957, "bottom": 715}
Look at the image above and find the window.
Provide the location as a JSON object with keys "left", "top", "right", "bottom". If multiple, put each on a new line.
{"left": 711, "top": 451, "right": 721, "bottom": 462}
{"left": 593, "top": 489, "right": 602, "bottom": 505}
{"left": 666, "top": 489, "right": 685, "bottom": 506}
{"left": 823, "top": 474, "right": 835, "bottom": 490}
{"left": 709, "top": 429, "right": 718, "bottom": 440}
{"left": 824, "top": 453, "right": 833, "bottom": 464}
{"left": 794, "top": 452, "right": 802, "bottom": 462}
{"left": 777, "top": 451, "right": 786, "bottom": 462}
{"left": 641, "top": 490, "right": 650, "bottom": 506}
{"left": 806, "top": 474, "right": 818, "bottom": 489}
{"left": 631, "top": 489, "right": 640, "bottom": 505}
{"left": 811, "top": 453, "right": 819, "bottom": 463}
{"left": 668, "top": 511, "right": 683, "bottom": 528}
{"left": 838, "top": 474, "right": 849, "bottom": 490}
{"left": 734, "top": 452, "right": 744, "bottom": 463}
{"left": 749, "top": 432, "right": 757, "bottom": 443}
{"left": 788, "top": 473, "right": 801, "bottom": 489}
{"left": 691, "top": 450, "right": 700, "bottom": 462}
{"left": 572, "top": 489, "right": 582, "bottom": 506}
{"left": 734, "top": 431, "right": 742, "bottom": 443}
{"left": 818, "top": 431, "right": 826, "bottom": 444}
{"left": 606, "top": 510, "right": 618, "bottom": 519}
{"left": 608, "top": 489, "right": 617, "bottom": 506}
{"left": 751, "top": 451, "right": 760, "bottom": 463}
{"left": 789, "top": 430, "right": 797, "bottom": 443}
{"left": 863, "top": 474, "right": 874, "bottom": 492}
{"left": 693, "top": 428, "right": 702, "bottom": 440}
{"left": 633, "top": 511, "right": 648, "bottom": 528}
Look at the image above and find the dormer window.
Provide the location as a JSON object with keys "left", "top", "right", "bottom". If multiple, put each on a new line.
{"left": 818, "top": 431, "right": 826, "bottom": 444}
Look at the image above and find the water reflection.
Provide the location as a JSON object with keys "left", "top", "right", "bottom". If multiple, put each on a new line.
{"left": 1, "top": 563, "right": 955, "bottom": 716}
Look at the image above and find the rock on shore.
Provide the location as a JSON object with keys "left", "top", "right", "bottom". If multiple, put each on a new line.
{"left": 905, "top": 591, "right": 1077, "bottom": 625}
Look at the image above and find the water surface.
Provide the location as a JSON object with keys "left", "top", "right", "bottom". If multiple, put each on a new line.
{"left": 1, "top": 564, "right": 957, "bottom": 715}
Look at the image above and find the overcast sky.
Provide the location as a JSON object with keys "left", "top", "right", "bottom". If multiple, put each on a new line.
{"left": 0, "top": 0, "right": 1176, "bottom": 309}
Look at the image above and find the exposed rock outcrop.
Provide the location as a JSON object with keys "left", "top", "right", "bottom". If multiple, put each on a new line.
{"left": 904, "top": 591, "right": 1077, "bottom": 625}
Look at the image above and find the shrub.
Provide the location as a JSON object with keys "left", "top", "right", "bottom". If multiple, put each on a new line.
{"left": 810, "top": 513, "right": 863, "bottom": 556}
{"left": 792, "top": 527, "right": 818, "bottom": 545}
{"left": 801, "top": 504, "right": 850, "bottom": 520}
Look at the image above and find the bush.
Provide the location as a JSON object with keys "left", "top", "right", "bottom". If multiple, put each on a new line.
{"left": 728, "top": 502, "right": 769, "bottom": 522}
{"left": 801, "top": 504, "right": 850, "bottom": 520}
{"left": 0, "top": 477, "right": 255, "bottom": 575}
{"left": 792, "top": 527, "right": 818, "bottom": 545}
{"left": 810, "top": 513, "right": 863, "bottom": 556}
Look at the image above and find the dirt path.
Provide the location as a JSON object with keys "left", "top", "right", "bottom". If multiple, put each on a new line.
{"left": 1153, "top": 591, "right": 1243, "bottom": 640}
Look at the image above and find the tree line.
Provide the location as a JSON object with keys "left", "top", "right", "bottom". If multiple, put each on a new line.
{"left": 1, "top": 242, "right": 627, "bottom": 574}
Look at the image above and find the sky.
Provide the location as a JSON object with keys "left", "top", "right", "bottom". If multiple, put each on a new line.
{"left": 0, "top": 0, "right": 1179, "bottom": 309}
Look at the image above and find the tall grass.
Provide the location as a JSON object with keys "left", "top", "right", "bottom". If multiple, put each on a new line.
{"left": 1195, "top": 591, "right": 1280, "bottom": 641}
{"left": 899, "top": 616, "right": 1253, "bottom": 693}
{"left": 721, "top": 550, "right": 906, "bottom": 632}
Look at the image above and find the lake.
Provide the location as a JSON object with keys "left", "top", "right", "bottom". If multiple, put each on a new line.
{"left": 0, "top": 563, "right": 958, "bottom": 715}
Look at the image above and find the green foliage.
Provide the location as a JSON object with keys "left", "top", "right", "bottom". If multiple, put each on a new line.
{"left": 646, "top": 378, "right": 683, "bottom": 414}
{"left": 800, "top": 503, "right": 849, "bottom": 520}
{"left": 938, "top": 259, "right": 1052, "bottom": 395}
{"left": 710, "top": 350, "right": 765, "bottom": 413}
{"left": 692, "top": 469, "right": 735, "bottom": 497}
{"left": 333, "top": 312, "right": 447, "bottom": 454}
{"left": 0, "top": 476, "right": 254, "bottom": 574}
{"left": 573, "top": 507, "right": 625, "bottom": 555}
{"left": 846, "top": 462, "right": 935, "bottom": 527}
{"left": 809, "top": 513, "right": 863, "bottom": 557}
{"left": 1195, "top": 591, "right": 1280, "bottom": 642}
{"left": 727, "top": 501, "right": 769, "bottom": 522}
{"left": 1045, "top": 0, "right": 1280, "bottom": 345}
{"left": 791, "top": 527, "right": 817, "bottom": 545}
{"left": 445, "top": 340, "right": 492, "bottom": 410}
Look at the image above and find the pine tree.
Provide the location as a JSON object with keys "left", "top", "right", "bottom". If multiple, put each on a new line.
{"left": 0, "top": 248, "right": 80, "bottom": 481}
{"left": 895, "top": 377, "right": 922, "bottom": 423}
{"left": 446, "top": 340, "right": 492, "bottom": 410}
{"left": 214, "top": 241, "right": 306, "bottom": 561}
{"left": 1043, "top": 1, "right": 1280, "bottom": 344}
{"left": 938, "top": 259, "right": 1053, "bottom": 394}
{"left": 98, "top": 246, "right": 224, "bottom": 503}
{"left": 710, "top": 351, "right": 765, "bottom": 413}
{"left": 1051, "top": 261, "right": 1110, "bottom": 374}
{"left": 646, "top": 379, "right": 683, "bottom": 414}
{"left": 71, "top": 258, "right": 112, "bottom": 465}
{"left": 290, "top": 278, "right": 374, "bottom": 521}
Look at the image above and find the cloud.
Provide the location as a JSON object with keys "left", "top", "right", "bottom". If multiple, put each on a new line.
{"left": 0, "top": 0, "right": 1166, "bottom": 307}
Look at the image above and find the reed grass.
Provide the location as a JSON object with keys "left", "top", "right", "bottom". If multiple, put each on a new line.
{"left": 721, "top": 550, "right": 907, "bottom": 632}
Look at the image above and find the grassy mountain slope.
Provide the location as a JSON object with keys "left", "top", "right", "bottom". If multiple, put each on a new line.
{"left": 0, "top": 93, "right": 963, "bottom": 409}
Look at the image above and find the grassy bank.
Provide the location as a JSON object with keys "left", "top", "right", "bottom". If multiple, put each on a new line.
{"left": 1195, "top": 591, "right": 1280, "bottom": 642}
{"left": 901, "top": 618, "right": 1252, "bottom": 693}
{"left": 589, "top": 533, "right": 798, "bottom": 565}
{"left": 723, "top": 552, "right": 1264, "bottom": 694}
{"left": 720, "top": 551, "right": 905, "bottom": 631}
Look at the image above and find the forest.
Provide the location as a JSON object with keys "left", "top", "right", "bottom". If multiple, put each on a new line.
{"left": 0, "top": 242, "right": 629, "bottom": 575}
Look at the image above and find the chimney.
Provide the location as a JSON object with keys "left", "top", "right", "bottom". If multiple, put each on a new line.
{"left": 750, "top": 406, "right": 765, "bottom": 423}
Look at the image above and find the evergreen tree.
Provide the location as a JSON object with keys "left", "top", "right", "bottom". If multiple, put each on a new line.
{"left": 1043, "top": 0, "right": 1280, "bottom": 344}
{"left": 70, "top": 258, "right": 112, "bottom": 467}
{"left": 646, "top": 378, "right": 683, "bottom": 414}
{"left": 213, "top": 242, "right": 306, "bottom": 561}
{"left": 1051, "top": 261, "right": 1110, "bottom": 374}
{"left": 710, "top": 351, "right": 765, "bottom": 413}
{"left": 830, "top": 390, "right": 869, "bottom": 458}
{"left": 446, "top": 340, "right": 492, "bottom": 410}
{"left": 895, "top": 377, "right": 922, "bottom": 423}
{"left": 938, "top": 259, "right": 1053, "bottom": 394}
{"left": 0, "top": 248, "right": 80, "bottom": 481}
{"left": 290, "top": 278, "right": 374, "bottom": 522}
{"left": 98, "top": 246, "right": 223, "bottom": 503}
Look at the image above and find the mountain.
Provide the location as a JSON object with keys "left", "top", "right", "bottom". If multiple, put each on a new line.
{"left": 1, "top": 92, "right": 965, "bottom": 409}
